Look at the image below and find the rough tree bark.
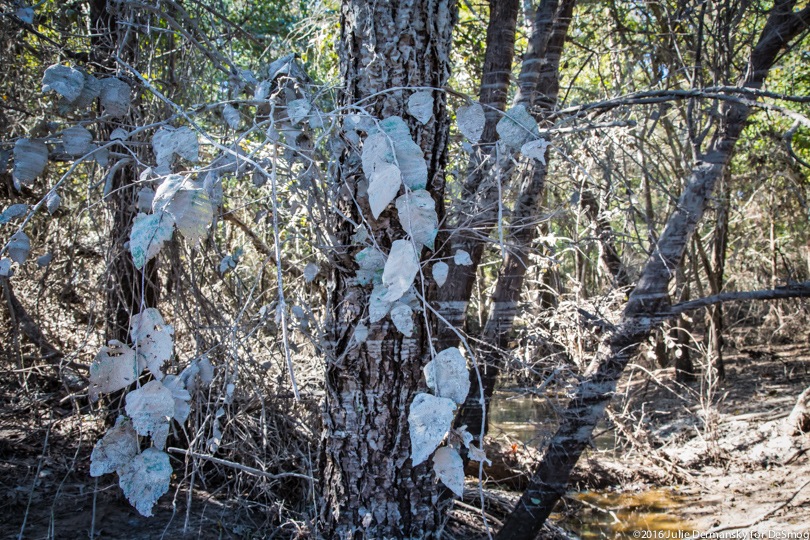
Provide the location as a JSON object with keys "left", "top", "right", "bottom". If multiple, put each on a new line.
{"left": 496, "top": 3, "right": 810, "bottom": 538}
{"left": 319, "top": 1, "right": 456, "bottom": 538}
{"left": 90, "top": 0, "right": 160, "bottom": 342}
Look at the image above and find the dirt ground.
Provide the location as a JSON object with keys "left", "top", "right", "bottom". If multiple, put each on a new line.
{"left": 2, "top": 338, "right": 809, "bottom": 539}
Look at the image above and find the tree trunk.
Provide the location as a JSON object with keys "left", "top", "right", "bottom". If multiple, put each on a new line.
{"left": 319, "top": 1, "right": 456, "bottom": 537}
{"left": 497, "top": 4, "right": 810, "bottom": 537}
{"left": 452, "top": 0, "right": 577, "bottom": 442}
{"left": 90, "top": 0, "right": 160, "bottom": 342}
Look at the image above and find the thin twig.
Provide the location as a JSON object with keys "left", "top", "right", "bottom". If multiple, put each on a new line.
{"left": 166, "top": 447, "right": 316, "bottom": 481}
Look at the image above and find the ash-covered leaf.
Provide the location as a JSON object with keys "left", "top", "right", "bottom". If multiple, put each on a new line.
{"left": 45, "top": 191, "right": 60, "bottom": 214}
{"left": 395, "top": 190, "right": 437, "bottom": 249}
{"left": 13, "top": 139, "right": 48, "bottom": 186}
{"left": 152, "top": 126, "right": 199, "bottom": 175}
{"left": 368, "top": 162, "right": 401, "bottom": 219}
{"left": 0, "top": 204, "right": 28, "bottom": 224}
{"left": 42, "top": 64, "right": 84, "bottom": 102}
{"left": 130, "top": 308, "right": 174, "bottom": 380}
{"left": 137, "top": 187, "right": 155, "bottom": 213}
{"left": 432, "top": 446, "right": 464, "bottom": 497}
{"left": 100, "top": 78, "right": 131, "bottom": 118}
{"left": 125, "top": 380, "right": 174, "bottom": 450}
{"left": 90, "top": 416, "right": 139, "bottom": 477}
{"left": 355, "top": 246, "right": 385, "bottom": 286}
{"left": 353, "top": 322, "right": 369, "bottom": 344}
{"left": 61, "top": 72, "right": 101, "bottom": 111}
{"left": 468, "top": 443, "right": 491, "bottom": 465}
{"left": 303, "top": 262, "right": 319, "bottom": 283}
{"left": 62, "top": 125, "right": 93, "bottom": 157}
{"left": 16, "top": 6, "right": 34, "bottom": 24}
{"left": 129, "top": 211, "right": 175, "bottom": 269}
{"left": 407, "top": 91, "right": 434, "bottom": 125}
{"left": 287, "top": 98, "right": 311, "bottom": 125}
{"left": 390, "top": 302, "right": 414, "bottom": 337}
{"left": 8, "top": 231, "right": 30, "bottom": 264}
{"left": 408, "top": 393, "right": 456, "bottom": 466}
{"left": 88, "top": 340, "right": 138, "bottom": 402}
{"left": 432, "top": 262, "right": 449, "bottom": 287}
{"left": 162, "top": 375, "right": 191, "bottom": 423}
{"left": 222, "top": 103, "right": 240, "bottom": 129}
{"left": 118, "top": 448, "right": 172, "bottom": 517}
{"left": 454, "top": 249, "right": 473, "bottom": 266}
{"left": 424, "top": 347, "right": 470, "bottom": 405}
{"left": 363, "top": 117, "right": 428, "bottom": 191}
{"left": 521, "top": 138, "right": 551, "bottom": 164}
{"left": 36, "top": 253, "right": 52, "bottom": 267}
{"left": 496, "top": 105, "right": 539, "bottom": 150}
{"left": 369, "top": 283, "right": 393, "bottom": 323}
{"left": 457, "top": 103, "right": 485, "bottom": 143}
{"left": 0, "top": 258, "right": 11, "bottom": 277}
{"left": 382, "top": 240, "right": 420, "bottom": 302}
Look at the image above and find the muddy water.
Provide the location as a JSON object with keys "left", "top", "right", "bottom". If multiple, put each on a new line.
{"left": 489, "top": 392, "right": 697, "bottom": 538}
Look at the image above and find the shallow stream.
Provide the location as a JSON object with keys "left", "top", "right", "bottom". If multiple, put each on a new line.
{"left": 489, "top": 391, "right": 698, "bottom": 538}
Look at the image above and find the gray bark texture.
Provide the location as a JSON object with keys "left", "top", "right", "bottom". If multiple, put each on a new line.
{"left": 496, "top": 3, "right": 810, "bottom": 538}
{"left": 319, "top": 1, "right": 456, "bottom": 538}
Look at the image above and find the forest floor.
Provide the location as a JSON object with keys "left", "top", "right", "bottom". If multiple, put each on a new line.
{"left": 2, "top": 337, "right": 810, "bottom": 539}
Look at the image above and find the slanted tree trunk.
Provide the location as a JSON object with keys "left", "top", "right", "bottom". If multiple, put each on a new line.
{"left": 453, "top": 0, "right": 577, "bottom": 442}
{"left": 497, "top": 4, "right": 810, "bottom": 538}
{"left": 319, "top": 1, "right": 455, "bottom": 537}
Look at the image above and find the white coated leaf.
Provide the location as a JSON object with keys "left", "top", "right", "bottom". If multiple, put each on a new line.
{"left": 0, "top": 204, "right": 28, "bottom": 224}
{"left": 408, "top": 91, "right": 434, "bottom": 125}
{"left": 60, "top": 72, "right": 101, "bottom": 111}
{"left": 355, "top": 246, "right": 385, "bottom": 286}
{"left": 363, "top": 117, "right": 428, "bottom": 190}
{"left": 219, "top": 254, "right": 237, "bottom": 275}
{"left": 198, "top": 356, "right": 214, "bottom": 386}
{"left": 42, "top": 64, "right": 84, "bottom": 102}
{"left": 368, "top": 162, "right": 402, "bottom": 219}
{"left": 125, "top": 380, "right": 174, "bottom": 450}
{"left": 99, "top": 78, "right": 131, "bottom": 118}
{"left": 390, "top": 303, "right": 414, "bottom": 337}
{"left": 45, "top": 191, "right": 60, "bottom": 214}
{"left": 62, "top": 125, "right": 93, "bottom": 157}
{"left": 395, "top": 190, "right": 438, "bottom": 249}
{"left": 382, "top": 239, "right": 420, "bottom": 302}
{"left": 468, "top": 443, "right": 491, "bottom": 465}
{"left": 454, "top": 249, "right": 473, "bottom": 266}
{"left": 110, "top": 128, "right": 129, "bottom": 141}
{"left": 0, "top": 258, "right": 11, "bottom": 277}
{"left": 118, "top": 448, "right": 172, "bottom": 517}
{"left": 222, "top": 103, "right": 240, "bottom": 129}
{"left": 433, "top": 446, "right": 465, "bottom": 497}
{"left": 90, "top": 416, "right": 139, "bottom": 477}
{"left": 152, "top": 127, "right": 199, "bottom": 174}
{"left": 408, "top": 393, "right": 456, "bottom": 466}
{"left": 88, "top": 340, "right": 138, "bottom": 402}
{"left": 129, "top": 211, "right": 175, "bottom": 269}
{"left": 16, "top": 6, "right": 34, "bottom": 24}
{"left": 8, "top": 231, "right": 30, "bottom": 264}
{"left": 353, "top": 322, "right": 369, "bottom": 344}
{"left": 130, "top": 308, "right": 174, "bottom": 380}
{"left": 496, "top": 105, "right": 539, "bottom": 150}
{"left": 432, "top": 262, "right": 449, "bottom": 287}
{"left": 163, "top": 375, "right": 191, "bottom": 423}
{"left": 521, "top": 138, "right": 551, "bottom": 164}
{"left": 166, "top": 188, "right": 213, "bottom": 244}
{"left": 36, "top": 252, "right": 52, "bottom": 267}
{"left": 13, "top": 139, "right": 48, "bottom": 185}
{"left": 457, "top": 103, "right": 485, "bottom": 143}
{"left": 369, "top": 283, "right": 393, "bottom": 323}
{"left": 303, "top": 262, "right": 319, "bottom": 283}
{"left": 137, "top": 187, "right": 155, "bottom": 213}
{"left": 287, "top": 98, "right": 311, "bottom": 125}
{"left": 424, "top": 347, "right": 470, "bottom": 405}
